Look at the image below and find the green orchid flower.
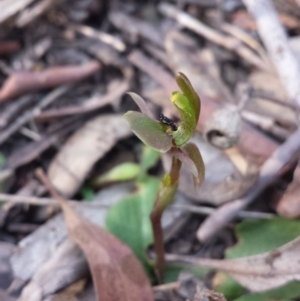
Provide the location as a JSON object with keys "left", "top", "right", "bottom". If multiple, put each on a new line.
{"left": 124, "top": 72, "right": 204, "bottom": 185}
{"left": 124, "top": 72, "right": 205, "bottom": 282}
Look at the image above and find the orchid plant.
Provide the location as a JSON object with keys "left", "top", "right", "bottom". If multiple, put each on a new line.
{"left": 124, "top": 72, "right": 205, "bottom": 282}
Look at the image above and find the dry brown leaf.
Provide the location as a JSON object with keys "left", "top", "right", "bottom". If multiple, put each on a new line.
{"left": 48, "top": 114, "right": 132, "bottom": 197}
{"left": 37, "top": 170, "right": 154, "bottom": 301}
{"left": 0, "top": 61, "right": 101, "bottom": 102}
{"left": 166, "top": 236, "right": 300, "bottom": 292}
{"left": 12, "top": 183, "right": 133, "bottom": 298}
{"left": 13, "top": 183, "right": 188, "bottom": 300}
{"left": 61, "top": 204, "right": 154, "bottom": 301}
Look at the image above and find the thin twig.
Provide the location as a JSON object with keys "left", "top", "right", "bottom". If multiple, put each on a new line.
{"left": 128, "top": 50, "right": 176, "bottom": 95}
{"left": 19, "top": 127, "right": 41, "bottom": 141}
{"left": 221, "top": 23, "right": 271, "bottom": 70}
{"left": 197, "top": 126, "right": 300, "bottom": 242}
{"left": 170, "top": 0, "right": 217, "bottom": 6}
{"left": 0, "top": 85, "right": 70, "bottom": 145}
{"left": 0, "top": 193, "right": 110, "bottom": 208}
{"left": 71, "top": 24, "right": 126, "bottom": 52}
{"left": 34, "top": 80, "right": 129, "bottom": 121}
{"left": 0, "top": 169, "right": 13, "bottom": 182}
{"left": 4, "top": 116, "right": 81, "bottom": 170}
{"left": 171, "top": 204, "right": 274, "bottom": 219}
{"left": 0, "top": 0, "right": 35, "bottom": 23}
{"left": 158, "top": 2, "right": 269, "bottom": 71}
{"left": 12, "top": 37, "right": 52, "bottom": 70}
{"left": 251, "top": 89, "right": 300, "bottom": 111}
{"left": 153, "top": 281, "right": 180, "bottom": 292}
{"left": 143, "top": 42, "right": 172, "bottom": 69}
{"left": 241, "top": 110, "right": 291, "bottom": 140}
{"left": 0, "top": 95, "right": 34, "bottom": 130}
{"left": 109, "top": 12, "right": 165, "bottom": 49}
{"left": 15, "top": 0, "right": 63, "bottom": 27}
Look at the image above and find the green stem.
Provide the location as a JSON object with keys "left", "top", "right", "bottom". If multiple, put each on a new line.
{"left": 150, "top": 155, "right": 181, "bottom": 282}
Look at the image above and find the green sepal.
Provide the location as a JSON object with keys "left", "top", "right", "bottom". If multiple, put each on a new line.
{"left": 171, "top": 73, "right": 201, "bottom": 147}
{"left": 182, "top": 142, "right": 205, "bottom": 187}
{"left": 124, "top": 111, "right": 173, "bottom": 153}
{"left": 127, "top": 92, "right": 154, "bottom": 119}
{"left": 176, "top": 72, "right": 200, "bottom": 123}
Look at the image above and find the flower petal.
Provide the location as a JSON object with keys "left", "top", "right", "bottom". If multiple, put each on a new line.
{"left": 127, "top": 92, "right": 154, "bottom": 119}
{"left": 171, "top": 73, "right": 201, "bottom": 147}
{"left": 170, "top": 147, "right": 198, "bottom": 179}
{"left": 124, "top": 111, "right": 172, "bottom": 153}
{"left": 176, "top": 72, "right": 201, "bottom": 123}
{"left": 182, "top": 142, "right": 205, "bottom": 187}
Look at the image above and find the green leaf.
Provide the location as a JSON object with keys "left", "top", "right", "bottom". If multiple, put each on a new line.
{"left": 235, "top": 294, "right": 270, "bottom": 301}
{"left": 213, "top": 272, "right": 244, "bottom": 300}
{"left": 92, "top": 163, "right": 140, "bottom": 186}
{"left": 80, "top": 185, "right": 95, "bottom": 201}
{"left": 217, "top": 217, "right": 300, "bottom": 301}
{"left": 138, "top": 146, "right": 160, "bottom": 180}
{"left": 0, "top": 153, "right": 5, "bottom": 167}
{"left": 105, "top": 176, "right": 160, "bottom": 278}
{"left": 163, "top": 265, "right": 208, "bottom": 284}
{"left": 163, "top": 265, "right": 183, "bottom": 283}
{"left": 124, "top": 111, "right": 172, "bottom": 153}
{"left": 226, "top": 217, "right": 300, "bottom": 259}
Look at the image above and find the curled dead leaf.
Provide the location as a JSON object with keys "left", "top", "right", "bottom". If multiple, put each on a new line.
{"left": 0, "top": 60, "right": 101, "bottom": 102}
